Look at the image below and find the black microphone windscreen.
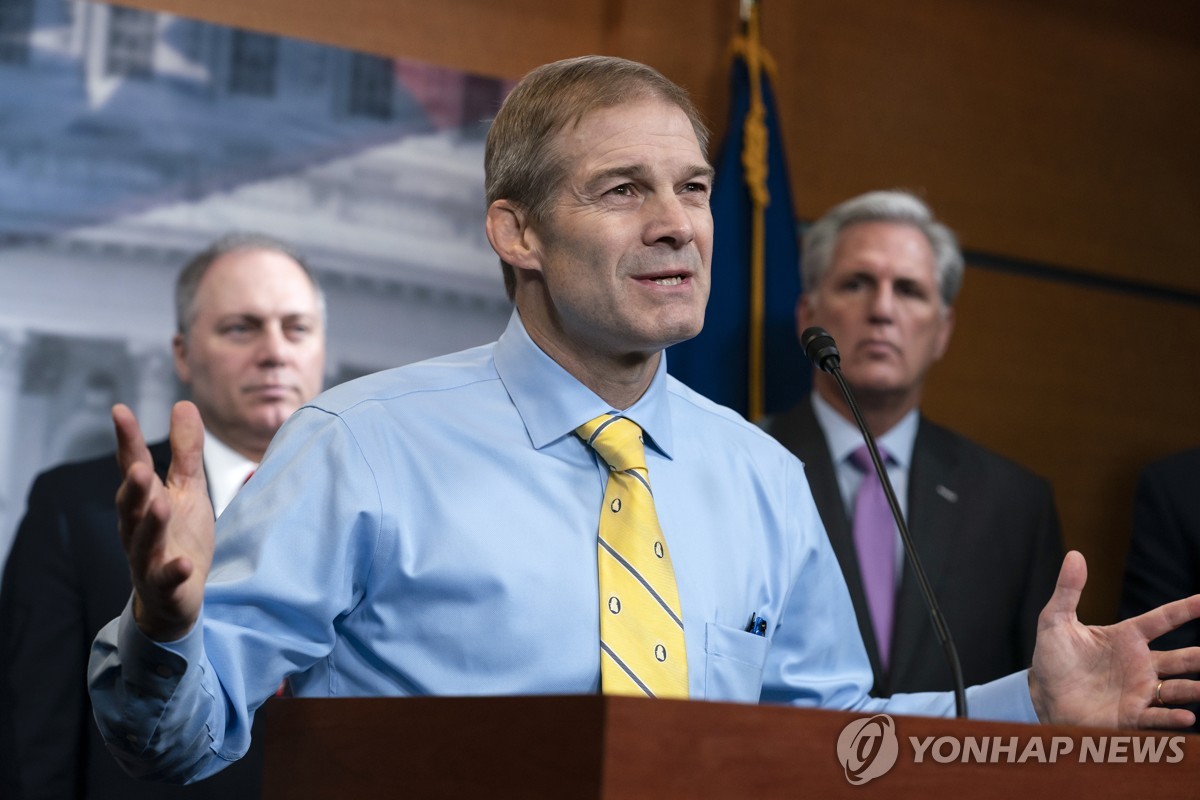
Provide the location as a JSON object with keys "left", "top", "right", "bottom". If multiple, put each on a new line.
{"left": 800, "top": 327, "right": 840, "bottom": 373}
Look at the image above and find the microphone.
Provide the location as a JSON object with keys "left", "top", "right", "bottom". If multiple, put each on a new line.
{"left": 800, "top": 327, "right": 841, "bottom": 374}
{"left": 800, "top": 326, "right": 968, "bottom": 718}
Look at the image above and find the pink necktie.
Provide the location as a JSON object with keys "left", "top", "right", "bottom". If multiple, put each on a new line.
{"left": 850, "top": 445, "right": 896, "bottom": 670}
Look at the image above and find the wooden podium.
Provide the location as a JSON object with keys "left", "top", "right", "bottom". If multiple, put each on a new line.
{"left": 262, "top": 695, "right": 1199, "bottom": 799}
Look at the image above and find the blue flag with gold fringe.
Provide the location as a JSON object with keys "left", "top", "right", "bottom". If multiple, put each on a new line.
{"left": 667, "top": 7, "right": 807, "bottom": 420}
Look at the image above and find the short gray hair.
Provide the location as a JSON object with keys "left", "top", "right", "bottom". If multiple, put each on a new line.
{"left": 801, "top": 190, "right": 964, "bottom": 306}
{"left": 175, "top": 232, "right": 325, "bottom": 335}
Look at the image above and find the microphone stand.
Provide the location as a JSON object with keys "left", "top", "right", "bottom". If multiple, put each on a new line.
{"left": 803, "top": 327, "right": 968, "bottom": 718}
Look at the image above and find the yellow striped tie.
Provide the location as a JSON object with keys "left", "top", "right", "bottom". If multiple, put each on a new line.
{"left": 577, "top": 414, "right": 688, "bottom": 699}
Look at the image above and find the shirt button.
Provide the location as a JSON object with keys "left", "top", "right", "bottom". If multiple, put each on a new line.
{"left": 125, "top": 733, "right": 138, "bottom": 744}
{"left": 155, "top": 665, "right": 173, "bottom": 678}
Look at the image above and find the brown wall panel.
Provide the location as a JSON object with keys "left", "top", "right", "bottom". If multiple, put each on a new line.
{"left": 763, "top": 0, "right": 1200, "bottom": 291}
{"left": 923, "top": 266, "right": 1200, "bottom": 621}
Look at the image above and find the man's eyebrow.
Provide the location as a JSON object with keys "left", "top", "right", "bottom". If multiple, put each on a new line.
{"left": 586, "top": 164, "right": 651, "bottom": 187}
{"left": 586, "top": 162, "right": 716, "bottom": 187}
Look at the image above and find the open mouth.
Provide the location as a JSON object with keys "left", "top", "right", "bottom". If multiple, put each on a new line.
{"left": 637, "top": 271, "right": 690, "bottom": 287}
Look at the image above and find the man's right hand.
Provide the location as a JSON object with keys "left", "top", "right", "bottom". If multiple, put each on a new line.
{"left": 113, "top": 401, "right": 213, "bottom": 641}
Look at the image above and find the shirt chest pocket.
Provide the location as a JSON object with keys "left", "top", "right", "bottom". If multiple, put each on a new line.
{"left": 702, "top": 621, "right": 770, "bottom": 703}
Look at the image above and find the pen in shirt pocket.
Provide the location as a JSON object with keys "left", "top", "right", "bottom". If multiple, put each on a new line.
{"left": 745, "top": 612, "right": 768, "bottom": 636}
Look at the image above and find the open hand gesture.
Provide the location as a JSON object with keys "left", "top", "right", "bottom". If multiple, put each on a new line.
{"left": 113, "top": 401, "right": 213, "bottom": 642}
{"left": 1030, "top": 551, "right": 1200, "bottom": 729}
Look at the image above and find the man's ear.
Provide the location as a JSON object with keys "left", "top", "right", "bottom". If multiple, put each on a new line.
{"left": 932, "top": 305, "right": 956, "bottom": 361}
{"left": 172, "top": 332, "right": 191, "bottom": 385}
{"left": 795, "top": 293, "right": 815, "bottom": 341}
{"left": 486, "top": 199, "right": 544, "bottom": 274}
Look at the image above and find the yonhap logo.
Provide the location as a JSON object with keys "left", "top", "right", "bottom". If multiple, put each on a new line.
{"left": 835, "top": 714, "right": 1188, "bottom": 785}
{"left": 836, "top": 714, "right": 899, "bottom": 785}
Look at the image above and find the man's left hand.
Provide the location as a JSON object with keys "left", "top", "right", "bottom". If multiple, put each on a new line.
{"left": 1030, "top": 550, "right": 1200, "bottom": 729}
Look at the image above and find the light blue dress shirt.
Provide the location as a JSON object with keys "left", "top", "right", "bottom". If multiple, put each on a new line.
{"left": 89, "top": 312, "right": 1035, "bottom": 783}
{"left": 811, "top": 391, "right": 917, "bottom": 521}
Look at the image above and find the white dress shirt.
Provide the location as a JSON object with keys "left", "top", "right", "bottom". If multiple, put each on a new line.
{"left": 202, "top": 432, "right": 258, "bottom": 518}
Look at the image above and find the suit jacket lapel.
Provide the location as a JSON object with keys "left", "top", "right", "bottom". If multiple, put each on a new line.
{"left": 889, "top": 417, "right": 964, "bottom": 685}
{"left": 148, "top": 440, "right": 172, "bottom": 482}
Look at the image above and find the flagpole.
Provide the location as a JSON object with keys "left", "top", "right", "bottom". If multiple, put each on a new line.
{"left": 670, "top": 0, "right": 801, "bottom": 418}
{"left": 739, "top": 0, "right": 770, "bottom": 420}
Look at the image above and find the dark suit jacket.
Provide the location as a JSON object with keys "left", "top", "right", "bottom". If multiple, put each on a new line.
{"left": 1120, "top": 447, "right": 1200, "bottom": 645}
{"left": 769, "top": 400, "right": 1063, "bottom": 696}
{"left": 1119, "top": 448, "right": 1200, "bottom": 728}
{"left": 0, "top": 444, "right": 266, "bottom": 800}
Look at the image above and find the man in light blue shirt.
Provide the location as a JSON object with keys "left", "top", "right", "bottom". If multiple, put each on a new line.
{"left": 90, "top": 56, "right": 1200, "bottom": 785}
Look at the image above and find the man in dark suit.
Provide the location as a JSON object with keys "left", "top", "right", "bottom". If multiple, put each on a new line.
{"left": 1120, "top": 447, "right": 1200, "bottom": 728}
{"left": 0, "top": 233, "right": 326, "bottom": 799}
{"left": 766, "top": 190, "right": 1063, "bottom": 696}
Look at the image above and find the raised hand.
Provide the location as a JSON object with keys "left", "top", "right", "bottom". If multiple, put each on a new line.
{"left": 1029, "top": 550, "right": 1200, "bottom": 729}
{"left": 113, "top": 401, "right": 213, "bottom": 642}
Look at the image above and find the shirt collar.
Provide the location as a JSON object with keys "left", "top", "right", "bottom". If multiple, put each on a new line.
{"left": 202, "top": 428, "right": 258, "bottom": 518}
{"left": 493, "top": 310, "right": 674, "bottom": 459}
{"left": 810, "top": 390, "right": 919, "bottom": 469}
